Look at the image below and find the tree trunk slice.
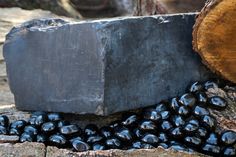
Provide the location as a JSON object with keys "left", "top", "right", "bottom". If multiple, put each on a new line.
{"left": 193, "top": 0, "right": 236, "bottom": 83}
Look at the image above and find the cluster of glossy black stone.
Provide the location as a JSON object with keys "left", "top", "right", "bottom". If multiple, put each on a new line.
{"left": 0, "top": 80, "right": 235, "bottom": 156}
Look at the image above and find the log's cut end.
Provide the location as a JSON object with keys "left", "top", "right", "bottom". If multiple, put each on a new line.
{"left": 193, "top": 0, "right": 236, "bottom": 83}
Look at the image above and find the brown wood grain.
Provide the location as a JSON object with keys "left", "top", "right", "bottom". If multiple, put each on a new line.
{"left": 193, "top": 0, "right": 236, "bottom": 83}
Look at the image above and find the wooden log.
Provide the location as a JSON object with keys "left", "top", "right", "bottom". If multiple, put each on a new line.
{"left": 193, "top": 0, "right": 236, "bottom": 83}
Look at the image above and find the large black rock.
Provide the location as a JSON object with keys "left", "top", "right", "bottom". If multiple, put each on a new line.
{"left": 3, "top": 13, "right": 213, "bottom": 115}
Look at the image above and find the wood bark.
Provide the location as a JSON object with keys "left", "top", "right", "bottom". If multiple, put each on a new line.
{"left": 193, "top": 0, "right": 236, "bottom": 83}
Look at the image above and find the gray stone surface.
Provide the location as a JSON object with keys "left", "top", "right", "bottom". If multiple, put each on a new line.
{"left": 3, "top": 13, "right": 214, "bottom": 115}
{"left": 0, "top": 135, "right": 19, "bottom": 143}
{"left": 0, "top": 142, "right": 45, "bottom": 157}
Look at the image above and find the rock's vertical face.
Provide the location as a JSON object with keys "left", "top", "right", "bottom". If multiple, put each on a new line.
{"left": 3, "top": 13, "right": 213, "bottom": 115}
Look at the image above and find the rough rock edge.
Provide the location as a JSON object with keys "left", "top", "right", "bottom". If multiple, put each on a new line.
{"left": 46, "top": 146, "right": 206, "bottom": 157}
{"left": 192, "top": 0, "right": 236, "bottom": 83}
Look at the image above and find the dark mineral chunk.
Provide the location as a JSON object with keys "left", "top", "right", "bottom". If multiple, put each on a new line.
{"left": 57, "top": 120, "right": 70, "bottom": 128}
{"left": 0, "top": 126, "right": 7, "bottom": 135}
{"left": 87, "top": 135, "right": 103, "bottom": 144}
{"left": 206, "top": 133, "right": 219, "bottom": 145}
{"left": 72, "top": 139, "right": 90, "bottom": 152}
{"left": 105, "top": 138, "right": 121, "bottom": 149}
{"left": 121, "top": 113, "right": 139, "bottom": 127}
{"left": 196, "top": 92, "right": 208, "bottom": 103}
{"left": 115, "top": 127, "right": 133, "bottom": 142}
{"left": 60, "top": 124, "right": 81, "bottom": 135}
{"left": 189, "top": 81, "right": 203, "bottom": 93}
{"left": 0, "top": 115, "right": 9, "bottom": 127}
{"left": 143, "top": 109, "right": 161, "bottom": 123}
{"left": 196, "top": 127, "right": 208, "bottom": 139}
{"left": 37, "top": 134, "right": 47, "bottom": 143}
{"left": 183, "top": 123, "right": 198, "bottom": 135}
{"left": 100, "top": 126, "right": 113, "bottom": 138}
{"left": 172, "top": 115, "right": 185, "bottom": 127}
{"left": 160, "top": 111, "right": 171, "bottom": 120}
{"left": 169, "top": 98, "right": 180, "bottom": 113}
{"left": 208, "top": 96, "right": 228, "bottom": 110}
{"left": 177, "top": 106, "right": 190, "bottom": 117}
{"left": 179, "top": 93, "right": 196, "bottom": 108}
{"left": 221, "top": 131, "right": 236, "bottom": 146}
{"left": 202, "top": 144, "right": 220, "bottom": 156}
{"left": 204, "top": 81, "right": 218, "bottom": 90}
{"left": 92, "top": 143, "right": 106, "bottom": 150}
{"left": 84, "top": 124, "right": 98, "bottom": 136}
{"left": 9, "top": 128, "right": 21, "bottom": 135}
{"left": 47, "top": 113, "right": 63, "bottom": 122}
{"left": 184, "top": 136, "right": 202, "bottom": 147}
{"left": 132, "top": 141, "right": 142, "bottom": 149}
{"left": 170, "top": 127, "right": 184, "bottom": 139}
{"left": 160, "top": 121, "right": 173, "bottom": 132}
{"left": 158, "top": 132, "right": 169, "bottom": 143}
{"left": 41, "top": 122, "right": 57, "bottom": 134}
{"left": 139, "top": 120, "right": 157, "bottom": 132}
{"left": 155, "top": 102, "right": 169, "bottom": 113}
{"left": 193, "top": 105, "right": 210, "bottom": 117}
{"left": 10, "top": 120, "right": 27, "bottom": 130}
{"left": 20, "top": 132, "right": 34, "bottom": 142}
{"left": 49, "top": 134, "right": 67, "bottom": 147}
{"left": 222, "top": 147, "right": 236, "bottom": 157}
{"left": 141, "top": 133, "right": 159, "bottom": 146}
{"left": 24, "top": 125, "right": 38, "bottom": 136}
{"left": 200, "top": 115, "right": 217, "bottom": 131}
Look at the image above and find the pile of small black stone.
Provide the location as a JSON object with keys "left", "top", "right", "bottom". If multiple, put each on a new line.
{"left": 0, "top": 80, "right": 236, "bottom": 157}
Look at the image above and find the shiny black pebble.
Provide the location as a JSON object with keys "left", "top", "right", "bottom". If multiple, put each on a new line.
{"left": 24, "top": 125, "right": 38, "bottom": 136}
{"left": 221, "top": 131, "right": 236, "bottom": 145}
{"left": 57, "top": 120, "right": 70, "bottom": 128}
{"left": 208, "top": 96, "right": 228, "bottom": 110}
{"left": 49, "top": 134, "right": 67, "bottom": 147}
{"left": 0, "top": 115, "right": 9, "bottom": 127}
{"left": 139, "top": 120, "right": 157, "bottom": 132}
{"left": 115, "top": 127, "right": 133, "bottom": 142}
{"left": 204, "top": 81, "right": 218, "bottom": 90}
{"left": 170, "top": 127, "right": 184, "bottom": 139}
{"left": 159, "top": 143, "right": 170, "bottom": 149}
{"left": 72, "top": 139, "right": 90, "bottom": 152}
{"left": 87, "top": 135, "right": 103, "bottom": 144}
{"left": 179, "top": 93, "right": 196, "bottom": 108}
{"left": 34, "top": 114, "right": 47, "bottom": 126}
{"left": 171, "top": 115, "right": 185, "bottom": 127}
{"left": 9, "top": 128, "right": 21, "bottom": 135}
{"left": 184, "top": 136, "right": 202, "bottom": 147}
{"left": 60, "top": 124, "right": 81, "bottom": 135}
{"left": 121, "top": 113, "right": 139, "bottom": 127}
{"left": 202, "top": 144, "right": 220, "bottom": 156}
{"left": 133, "top": 128, "right": 143, "bottom": 139}
{"left": 105, "top": 138, "right": 122, "bottom": 149}
{"left": 201, "top": 115, "right": 217, "bottom": 131}
{"left": 0, "top": 126, "right": 7, "bottom": 134}
{"left": 37, "top": 134, "right": 47, "bottom": 143}
{"left": 183, "top": 123, "right": 198, "bottom": 135}
{"left": 160, "top": 111, "right": 171, "bottom": 120}
{"left": 141, "top": 133, "right": 159, "bottom": 146}
{"left": 69, "top": 136, "right": 83, "bottom": 143}
{"left": 20, "top": 132, "right": 34, "bottom": 142}
{"left": 143, "top": 109, "right": 161, "bottom": 123}
{"left": 47, "top": 113, "right": 63, "bottom": 122}
{"left": 132, "top": 141, "right": 142, "bottom": 149}
{"left": 206, "top": 133, "right": 219, "bottom": 145}
{"left": 193, "top": 105, "right": 210, "bottom": 117}
{"left": 84, "top": 124, "right": 98, "bottom": 136}
{"left": 177, "top": 106, "right": 190, "bottom": 117}
{"left": 196, "top": 127, "right": 208, "bottom": 138}
{"left": 169, "top": 98, "right": 180, "bottom": 113}
{"left": 158, "top": 132, "right": 168, "bottom": 143}
{"left": 92, "top": 143, "right": 106, "bottom": 150}
{"left": 222, "top": 147, "right": 236, "bottom": 157}
{"left": 189, "top": 81, "right": 203, "bottom": 93}
{"left": 156, "top": 102, "right": 169, "bottom": 113}
{"left": 100, "top": 126, "right": 113, "bottom": 138}
{"left": 160, "top": 121, "right": 173, "bottom": 132}
{"left": 10, "top": 120, "right": 27, "bottom": 130}
{"left": 196, "top": 92, "right": 208, "bottom": 103}
{"left": 41, "top": 122, "right": 57, "bottom": 134}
